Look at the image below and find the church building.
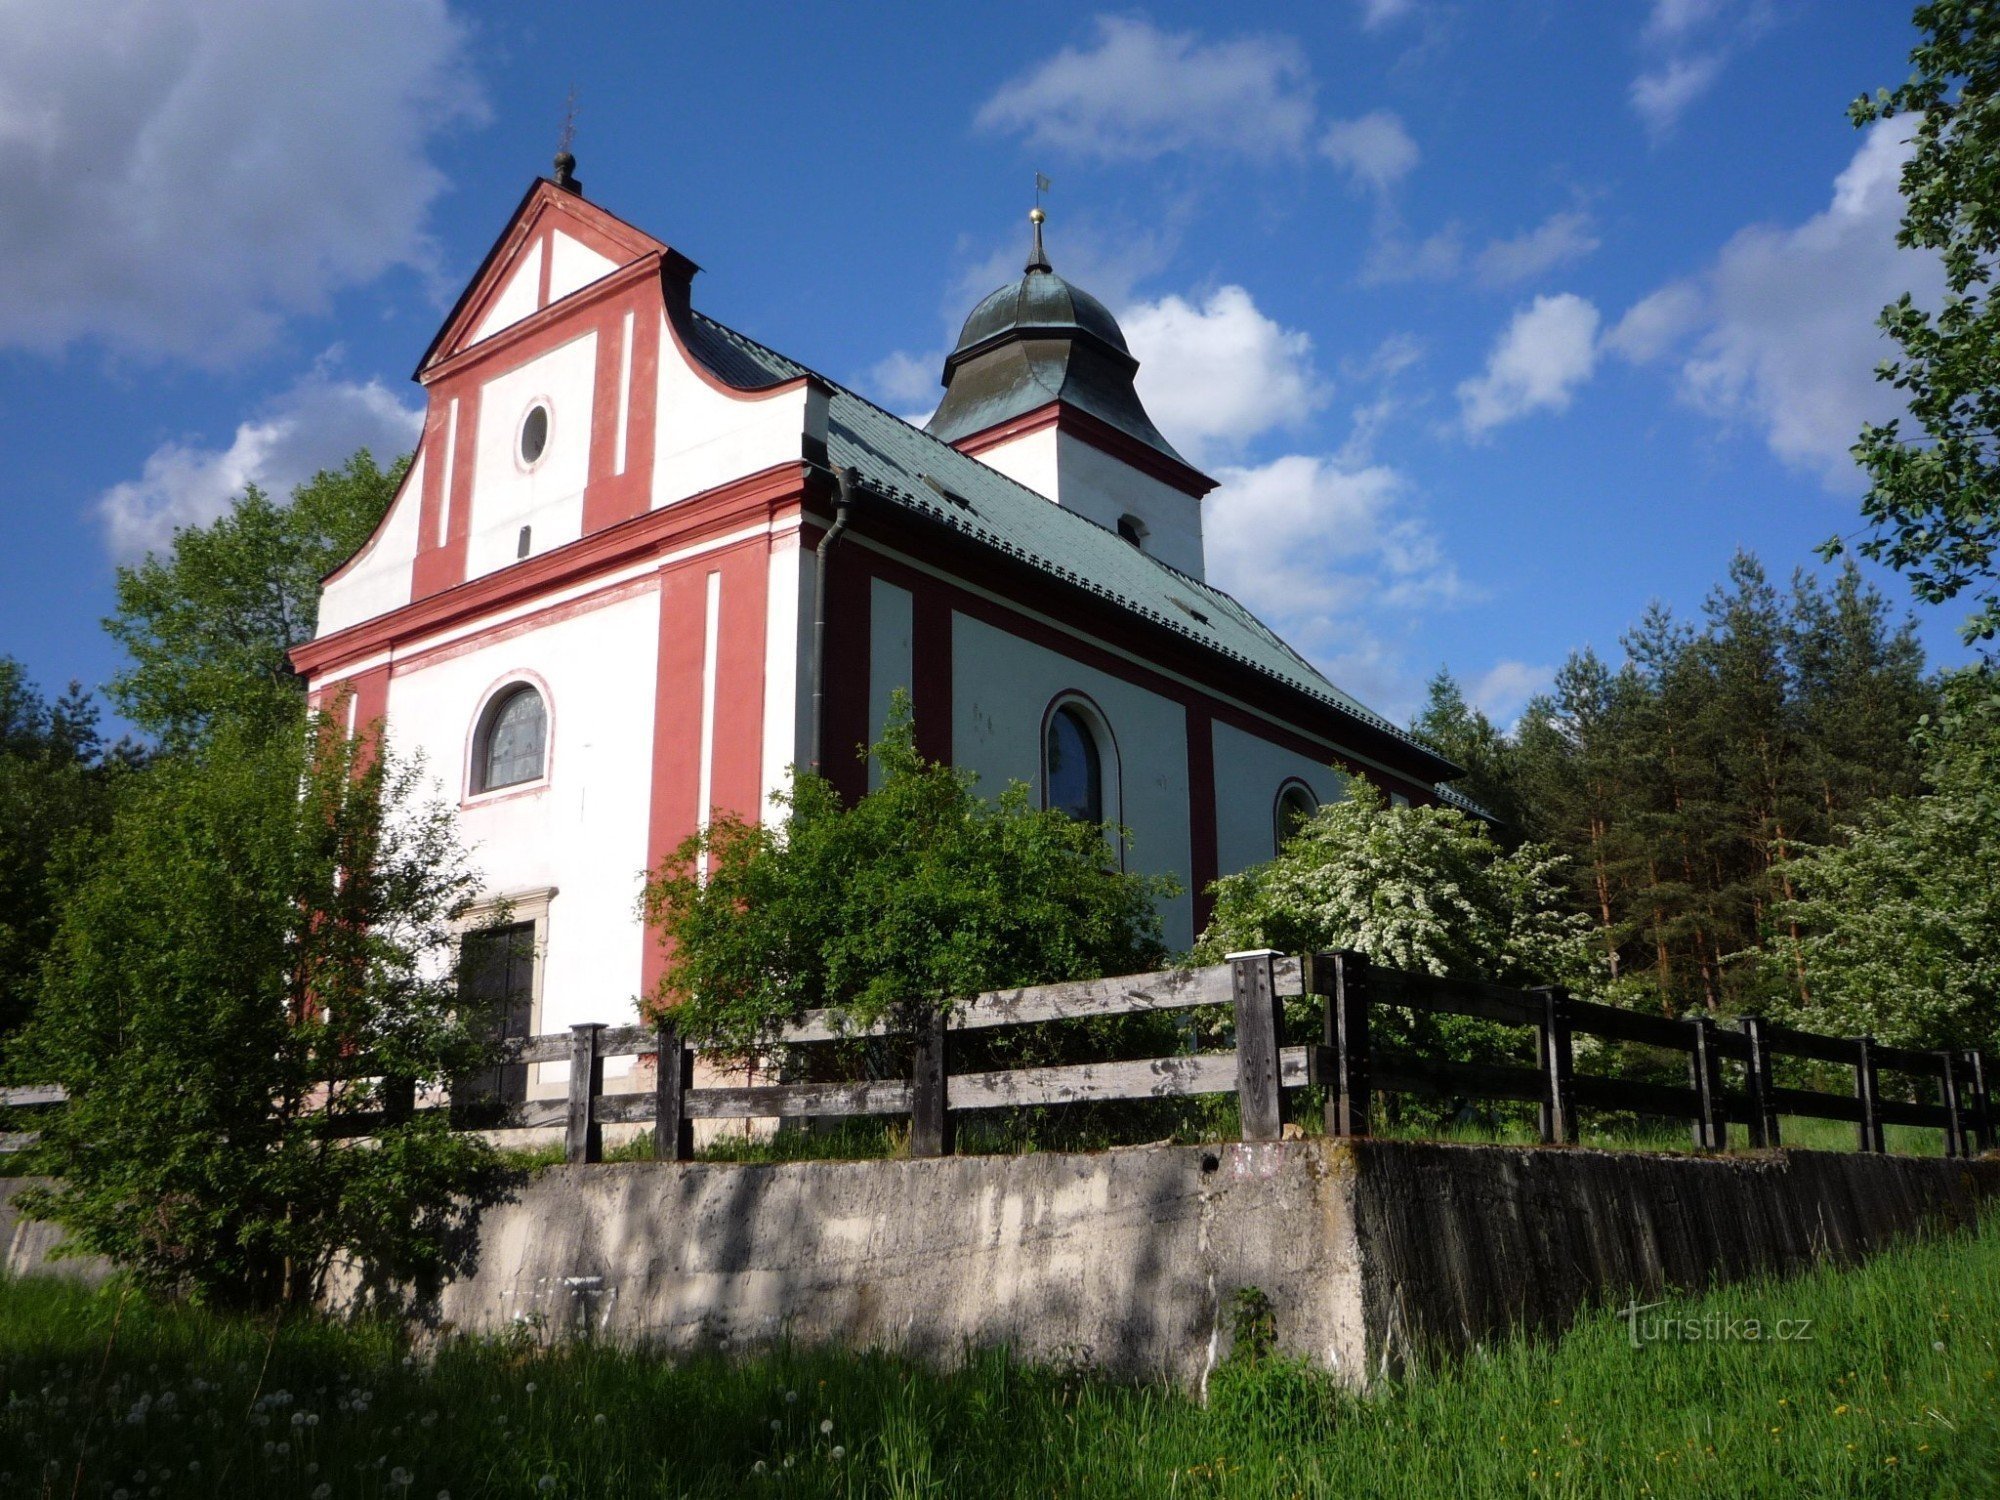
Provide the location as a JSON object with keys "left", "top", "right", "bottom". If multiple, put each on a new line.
{"left": 291, "top": 155, "right": 1462, "bottom": 1061}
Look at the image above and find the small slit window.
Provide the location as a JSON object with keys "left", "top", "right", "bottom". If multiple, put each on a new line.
{"left": 1117, "top": 514, "right": 1147, "bottom": 548}
{"left": 473, "top": 685, "right": 547, "bottom": 793}
{"left": 519, "top": 403, "right": 550, "bottom": 466}
{"left": 1044, "top": 705, "right": 1104, "bottom": 824}
{"left": 1275, "top": 783, "right": 1318, "bottom": 852}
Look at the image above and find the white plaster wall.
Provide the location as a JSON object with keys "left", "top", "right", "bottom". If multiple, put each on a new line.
{"left": 1053, "top": 432, "right": 1206, "bottom": 580}
{"left": 382, "top": 589, "right": 662, "bottom": 1054}
{"left": 962, "top": 428, "right": 1205, "bottom": 579}
{"left": 653, "top": 315, "right": 813, "bottom": 507}
{"left": 867, "top": 578, "right": 914, "bottom": 790}
{"left": 468, "top": 332, "right": 598, "bottom": 581}
{"left": 547, "top": 230, "right": 619, "bottom": 304}
{"left": 969, "top": 429, "right": 1061, "bottom": 506}
{"left": 1210, "top": 719, "right": 1350, "bottom": 882}
{"left": 317, "top": 451, "right": 422, "bottom": 636}
{"left": 471, "top": 239, "right": 543, "bottom": 345}
{"left": 760, "top": 533, "right": 810, "bottom": 814}
{"left": 952, "top": 613, "right": 1194, "bottom": 950}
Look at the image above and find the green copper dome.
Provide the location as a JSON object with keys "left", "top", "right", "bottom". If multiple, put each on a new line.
{"left": 925, "top": 216, "right": 1195, "bottom": 473}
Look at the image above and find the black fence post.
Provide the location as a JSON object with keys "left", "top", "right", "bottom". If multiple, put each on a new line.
{"left": 654, "top": 1020, "right": 694, "bottom": 1163}
{"left": 1332, "top": 951, "right": 1372, "bottom": 1139}
{"left": 909, "top": 1011, "right": 953, "bottom": 1158}
{"left": 1688, "top": 1015, "right": 1727, "bottom": 1151}
{"left": 1854, "top": 1036, "right": 1885, "bottom": 1153}
{"left": 1229, "top": 950, "right": 1285, "bottom": 1142}
{"left": 566, "top": 1023, "right": 605, "bottom": 1166}
{"left": 1968, "top": 1050, "right": 1995, "bottom": 1155}
{"left": 1939, "top": 1051, "right": 1969, "bottom": 1160}
{"left": 1532, "top": 986, "right": 1578, "bottom": 1145}
{"left": 1739, "top": 1016, "right": 1780, "bottom": 1149}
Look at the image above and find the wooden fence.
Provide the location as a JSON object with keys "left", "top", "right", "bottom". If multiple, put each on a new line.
{"left": 4, "top": 950, "right": 1993, "bottom": 1166}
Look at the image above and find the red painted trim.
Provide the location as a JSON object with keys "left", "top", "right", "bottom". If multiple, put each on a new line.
{"left": 418, "top": 181, "right": 667, "bottom": 378}
{"left": 710, "top": 546, "right": 769, "bottom": 825}
{"left": 910, "top": 586, "right": 952, "bottom": 763}
{"left": 422, "top": 254, "right": 661, "bottom": 388}
{"left": 660, "top": 289, "right": 827, "bottom": 404}
{"left": 536, "top": 228, "right": 553, "bottom": 310}
{"left": 1186, "top": 707, "right": 1218, "bottom": 932}
{"left": 838, "top": 515, "right": 1445, "bottom": 796}
{"left": 950, "top": 400, "right": 1216, "bottom": 499}
{"left": 388, "top": 575, "right": 655, "bottom": 679}
{"left": 294, "top": 461, "right": 809, "bottom": 679}
{"left": 641, "top": 562, "right": 712, "bottom": 1000}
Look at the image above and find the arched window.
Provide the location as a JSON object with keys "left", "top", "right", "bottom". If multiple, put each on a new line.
{"left": 473, "top": 685, "right": 547, "bottom": 793}
{"left": 1116, "top": 514, "right": 1147, "bottom": 549}
{"left": 1044, "top": 704, "right": 1104, "bottom": 824}
{"left": 1275, "top": 782, "right": 1318, "bottom": 852}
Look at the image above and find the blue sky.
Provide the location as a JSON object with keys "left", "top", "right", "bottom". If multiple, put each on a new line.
{"left": 0, "top": 0, "right": 1958, "bottom": 732}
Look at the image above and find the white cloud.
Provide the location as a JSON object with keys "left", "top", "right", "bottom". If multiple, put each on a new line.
{"left": 1644, "top": 0, "right": 1728, "bottom": 40}
{"left": 1359, "top": 0, "right": 1419, "bottom": 29}
{"left": 1473, "top": 209, "right": 1601, "bottom": 286}
{"left": 1603, "top": 281, "right": 1704, "bottom": 363}
{"left": 1122, "top": 285, "right": 1327, "bottom": 464}
{"left": 865, "top": 348, "right": 942, "bottom": 411}
{"left": 0, "top": 0, "right": 483, "bottom": 363}
{"left": 975, "top": 17, "right": 1315, "bottom": 161}
{"left": 1205, "top": 453, "right": 1465, "bottom": 718}
{"left": 1468, "top": 660, "right": 1554, "bottom": 725}
{"left": 1457, "top": 293, "right": 1602, "bottom": 435}
{"left": 1320, "top": 111, "right": 1420, "bottom": 192}
{"left": 1612, "top": 120, "right": 1936, "bottom": 488}
{"left": 1630, "top": 53, "right": 1725, "bottom": 137}
{"left": 1362, "top": 223, "right": 1467, "bottom": 284}
{"left": 99, "top": 367, "right": 423, "bottom": 560}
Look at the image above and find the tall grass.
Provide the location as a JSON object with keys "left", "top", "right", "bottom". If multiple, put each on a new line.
{"left": 3, "top": 1215, "right": 1996, "bottom": 1497}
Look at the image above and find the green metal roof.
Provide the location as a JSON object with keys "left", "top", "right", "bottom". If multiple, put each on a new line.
{"left": 682, "top": 311, "right": 1459, "bottom": 782}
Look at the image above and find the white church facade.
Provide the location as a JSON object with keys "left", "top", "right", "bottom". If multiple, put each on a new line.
{"left": 291, "top": 158, "right": 1461, "bottom": 1058}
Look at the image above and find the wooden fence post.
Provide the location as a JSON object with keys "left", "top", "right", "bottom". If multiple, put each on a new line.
{"left": 1332, "top": 950, "right": 1372, "bottom": 1139}
{"left": 1939, "top": 1051, "right": 1969, "bottom": 1160}
{"left": 566, "top": 1023, "right": 605, "bottom": 1165}
{"left": 1688, "top": 1015, "right": 1727, "bottom": 1151}
{"left": 381, "top": 1074, "right": 415, "bottom": 1130}
{"left": 1739, "top": 1016, "right": 1780, "bottom": 1149}
{"left": 1228, "top": 950, "right": 1285, "bottom": 1142}
{"left": 653, "top": 1021, "right": 694, "bottom": 1163}
{"left": 1967, "top": 1050, "right": 1995, "bottom": 1155}
{"left": 1532, "top": 986, "right": 1577, "bottom": 1145}
{"left": 1854, "top": 1036, "right": 1885, "bottom": 1153}
{"left": 909, "top": 1011, "right": 953, "bottom": 1158}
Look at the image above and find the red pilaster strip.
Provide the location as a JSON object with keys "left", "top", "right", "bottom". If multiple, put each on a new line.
{"left": 1185, "top": 705, "right": 1219, "bottom": 935}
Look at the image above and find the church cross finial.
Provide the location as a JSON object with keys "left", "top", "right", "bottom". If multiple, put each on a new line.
{"left": 553, "top": 86, "right": 583, "bottom": 196}
{"left": 1026, "top": 173, "right": 1052, "bottom": 274}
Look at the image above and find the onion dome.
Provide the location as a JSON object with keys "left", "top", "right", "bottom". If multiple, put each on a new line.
{"left": 925, "top": 209, "right": 1194, "bottom": 473}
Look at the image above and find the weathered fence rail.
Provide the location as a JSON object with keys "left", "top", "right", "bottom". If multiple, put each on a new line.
{"left": 3, "top": 952, "right": 1991, "bottom": 1166}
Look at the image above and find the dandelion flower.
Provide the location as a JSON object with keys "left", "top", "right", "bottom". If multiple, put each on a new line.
{"left": 392, "top": 1467, "right": 413, "bottom": 1486}
{"left": 538, "top": 1478, "right": 556, "bottom": 1493}
{"left": 820, "top": 1418, "right": 833, "bottom": 1435}
{"left": 831, "top": 1446, "right": 846, "bottom": 1461}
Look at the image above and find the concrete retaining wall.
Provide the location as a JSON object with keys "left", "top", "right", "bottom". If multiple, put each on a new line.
{"left": 8, "top": 1142, "right": 1996, "bottom": 1389}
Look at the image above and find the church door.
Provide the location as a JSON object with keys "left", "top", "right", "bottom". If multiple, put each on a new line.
{"left": 459, "top": 921, "right": 537, "bottom": 1105}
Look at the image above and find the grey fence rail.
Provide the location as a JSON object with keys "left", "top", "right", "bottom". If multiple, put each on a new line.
{"left": 3, "top": 951, "right": 1993, "bottom": 1165}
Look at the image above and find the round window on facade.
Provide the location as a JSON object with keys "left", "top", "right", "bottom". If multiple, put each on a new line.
{"left": 1275, "top": 783, "right": 1318, "bottom": 852}
{"left": 519, "top": 403, "right": 550, "bottom": 466}
{"left": 1045, "top": 704, "right": 1105, "bottom": 824}
{"left": 474, "top": 685, "right": 548, "bottom": 793}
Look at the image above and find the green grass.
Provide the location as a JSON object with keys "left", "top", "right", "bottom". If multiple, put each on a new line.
{"left": 3, "top": 1216, "right": 1997, "bottom": 1498}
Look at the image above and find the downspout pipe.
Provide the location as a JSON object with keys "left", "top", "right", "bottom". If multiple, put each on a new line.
{"left": 809, "top": 465, "right": 858, "bottom": 771}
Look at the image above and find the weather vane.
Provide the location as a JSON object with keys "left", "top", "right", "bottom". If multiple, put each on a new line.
{"left": 1035, "top": 172, "right": 1052, "bottom": 211}
{"left": 553, "top": 86, "right": 582, "bottom": 194}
